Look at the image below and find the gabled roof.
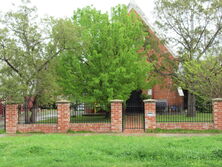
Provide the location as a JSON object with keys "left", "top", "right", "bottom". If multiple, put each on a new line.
{"left": 128, "top": 0, "right": 176, "bottom": 57}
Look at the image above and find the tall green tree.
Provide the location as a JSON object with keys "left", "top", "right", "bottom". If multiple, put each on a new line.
{"left": 0, "top": 1, "right": 78, "bottom": 122}
{"left": 154, "top": 0, "right": 222, "bottom": 116}
{"left": 179, "top": 54, "right": 222, "bottom": 101}
{"left": 57, "top": 5, "right": 154, "bottom": 107}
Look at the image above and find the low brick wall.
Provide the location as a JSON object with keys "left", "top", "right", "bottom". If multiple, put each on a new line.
{"left": 6, "top": 98, "right": 222, "bottom": 134}
{"left": 111, "top": 100, "right": 123, "bottom": 133}
{"left": 157, "top": 122, "right": 214, "bottom": 130}
{"left": 144, "top": 99, "right": 156, "bottom": 130}
{"left": 70, "top": 123, "right": 111, "bottom": 132}
{"left": 123, "top": 129, "right": 144, "bottom": 133}
{"left": 17, "top": 123, "right": 111, "bottom": 133}
{"left": 6, "top": 104, "right": 18, "bottom": 134}
{"left": 17, "top": 124, "right": 58, "bottom": 133}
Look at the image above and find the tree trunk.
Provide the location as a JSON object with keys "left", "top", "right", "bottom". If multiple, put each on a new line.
{"left": 30, "top": 97, "right": 38, "bottom": 123}
{"left": 187, "top": 91, "right": 196, "bottom": 117}
{"left": 24, "top": 99, "right": 30, "bottom": 124}
{"left": 30, "top": 107, "right": 38, "bottom": 123}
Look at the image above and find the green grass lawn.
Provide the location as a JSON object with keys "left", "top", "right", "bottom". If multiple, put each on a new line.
{"left": 0, "top": 129, "right": 5, "bottom": 134}
{"left": 146, "top": 128, "right": 222, "bottom": 133}
{"left": 157, "top": 113, "right": 213, "bottom": 122}
{"left": 0, "top": 134, "right": 222, "bottom": 167}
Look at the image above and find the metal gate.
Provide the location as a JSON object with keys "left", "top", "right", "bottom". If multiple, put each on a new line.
{"left": 0, "top": 104, "right": 6, "bottom": 131}
{"left": 123, "top": 90, "right": 145, "bottom": 130}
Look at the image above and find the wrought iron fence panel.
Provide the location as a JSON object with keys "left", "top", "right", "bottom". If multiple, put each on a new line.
{"left": 70, "top": 103, "right": 111, "bottom": 123}
{"left": 0, "top": 104, "right": 6, "bottom": 130}
{"left": 18, "top": 104, "right": 58, "bottom": 124}
{"left": 122, "top": 103, "right": 145, "bottom": 130}
{"left": 156, "top": 103, "right": 213, "bottom": 123}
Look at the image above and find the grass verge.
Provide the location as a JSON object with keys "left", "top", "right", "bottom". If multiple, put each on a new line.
{"left": 146, "top": 128, "right": 222, "bottom": 133}
{"left": 67, "top": 130, "right": 94, "bottom": 133}
{"left": 0, "top": 129, "right": 5, "bottom": 134}
{"left": 0, "top": 134, "right": 222, "bottom": 167}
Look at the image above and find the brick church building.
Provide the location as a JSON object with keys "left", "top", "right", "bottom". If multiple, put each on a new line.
{"left": 127, "top": 1, "right": 184, "bottom": 107}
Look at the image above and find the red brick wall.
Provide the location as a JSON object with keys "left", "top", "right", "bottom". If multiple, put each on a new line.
{"left": 154, "top": 99, "right": 222, "bottom": 130}
{"left": 17, "top": 123, "right": 111, "bottom": 133}
{"left": 157, "top": 123, "right": 214, "bottom": 130}
{"left": 70, "top": 123, "right": 111, "bottom": 132}
{"left": 17, "top": 124, "right": 58, "bottom": 133}
{"left": 213, "top": 98, "right": 222, "bottom": 130}
{"left": 6, "top": 101, "right": 113, "bottom": 134}
{"left": 111, "top": 100, "right": 123, "bottom": 133}
{"left": 144, "top": 100, "right": 156, "bottom": 130}
{"left": 6, "top": 104, "right": 18, "bottom": 134}
{"left": 152, "top": 83, "right": 184, "bottom": 106}
{"left": 147, "top": 25, "right": 183, "bottom": 106}
{"left": 6, "top": 98, "right": 222, "bottom": 133}
{"left": 123, "top": 129, "right": 144, "bottom": 133}
{"left": 57, "top": 101, "right": 70, "bottom": 133}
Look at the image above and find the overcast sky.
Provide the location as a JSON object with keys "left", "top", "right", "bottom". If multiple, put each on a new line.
{"left": 0, "top": 0, "right": 156, "bottom": 24}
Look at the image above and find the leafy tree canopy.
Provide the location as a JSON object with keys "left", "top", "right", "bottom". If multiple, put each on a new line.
{"left": 178, "top": 54, "right": 222, "bottom": 100}
{"left": 154, "top": 0, "right": 222, "bottom": 59}
{"left": 57, "top": 5, "right": 154, "bottom": 106}
{"left": 154, "top": 0, "right": 222, "bottom": 101}
{"left": 0, "top": 0, "right": 77, "bottom": 104}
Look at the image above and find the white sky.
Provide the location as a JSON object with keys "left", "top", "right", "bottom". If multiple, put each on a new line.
{"left": 0, "top": 0, "right": 156, "bottom": 24}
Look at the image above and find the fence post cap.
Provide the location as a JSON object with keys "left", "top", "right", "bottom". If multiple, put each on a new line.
{"left": 212, "top": 98, "right": 222, "bottom": 102}
{"left": 110, "top": 99, "right": 124, "bottom": 103}
{"left": 56, "top": 100, "right": 71, "bottom": 104}
{"left": 143, "top": 99, "right": 157, "bottom": 103}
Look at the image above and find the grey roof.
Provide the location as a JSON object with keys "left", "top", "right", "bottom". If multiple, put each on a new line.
{"left": 128, "top": 0, "right": 176, "bottom": 57}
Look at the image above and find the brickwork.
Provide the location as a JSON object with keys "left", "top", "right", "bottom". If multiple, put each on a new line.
{"left": 123, "top": 129, "right": 144, "bottom": 133}
{"left": 70, "top": 123, "right": 111, "bottom": 132}
{"left": 111, "top": 100, "right": 123, "bottom": 133}
{"left": 157, "top": 123, "right": 214, "bottom": 130}
{"left": 11, "top": 100, "right": 113, "bottom": 134}
{"left": 6, "top": 98, "right": 222, "bottom": 133}
{"left": 213, "top": 98, "right": 222, "bottom": 130}
{"left": 129, "top": 8, "right": 183, "bottom": 107}
{"left": 17, "top": 124, "right": 58, "bottom": 133}
{"left": 6, "top": 104, "right": 18, "bottom": 134}
{"left": 144, "top": 99, "right": 156, "bottom": 130}
{"left": 152, "top": 84, "right": 184, "bottom": 106}
{"left": 57, "top": 100, "right": 70, "bottom": 133}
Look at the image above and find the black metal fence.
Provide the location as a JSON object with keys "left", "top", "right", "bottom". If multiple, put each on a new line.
{"left": 18, "top": 104, "right": 58, "bottom": 124}
{"left": 0, "top": 104, "right": 6, "bottom": 130}
{"left": 122, "top": 103, "right": 145, "bottom": 129}
{"left": 70, "top": 103, "right": 111, "bottom": 123}
{"left": 156, "top": 103, "right": 213, "bottom": 122}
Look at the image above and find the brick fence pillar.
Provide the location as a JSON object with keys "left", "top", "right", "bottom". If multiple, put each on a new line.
{"left": 144, "top": 99, "right": 157, "bottom": 130}
{"left": 213, "top": 98, "right": 222, "bottom": 130}
{"left": 6, "top": 104, "right": 18, "bottom": 134}
{"left": 111, "top": 100, "right": 123, "bottom": 133}
{"left": 57, "top": 100, "right": 70, "bottom": 133}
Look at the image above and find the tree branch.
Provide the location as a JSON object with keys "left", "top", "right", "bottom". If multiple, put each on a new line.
{"left": 0, "top": 43, "right": 23, "bottom": 78}
{"left": 199, "top": 25, "right": 222, "bottom": 57}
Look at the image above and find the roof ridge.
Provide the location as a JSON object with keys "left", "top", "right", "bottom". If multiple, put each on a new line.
{"left": 128, "top": 1, "right": 176, "bottom": 57}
